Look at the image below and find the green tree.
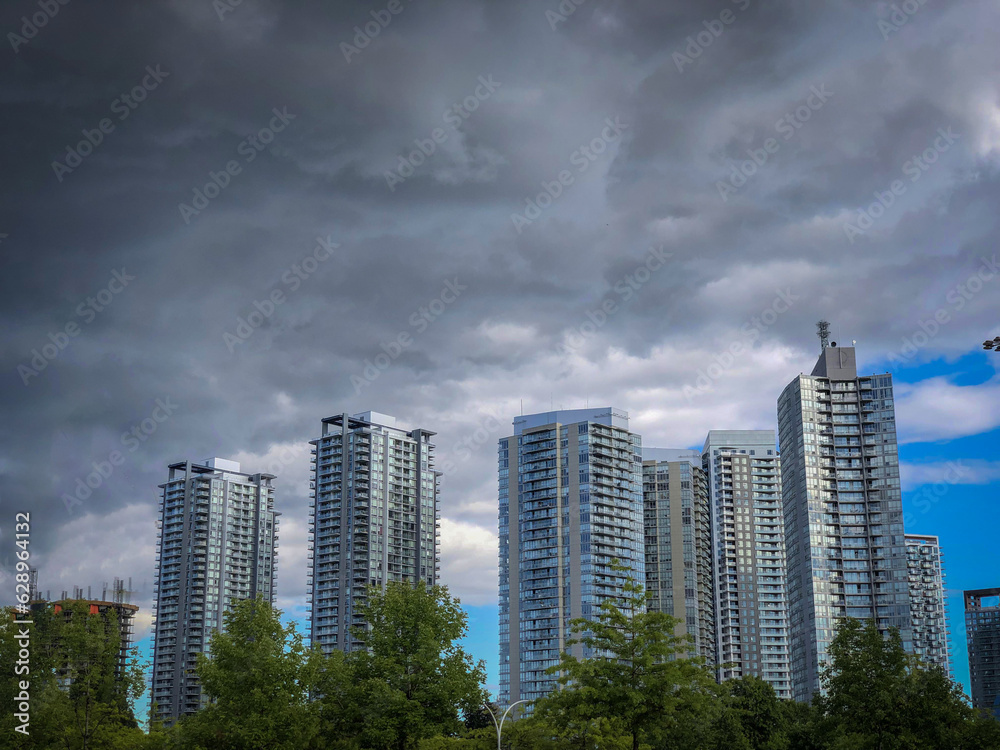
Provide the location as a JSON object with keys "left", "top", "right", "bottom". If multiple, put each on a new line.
{"left": 1, "top": 604, "right": 58, "bottom": 748}
{"left": 897, "top": 663, "right": 974, "bottom": 749}
{"left": 781, "top": 700, "right": 823, "bottom": 750}
{"left": 732, "top": 676, "right": 789, "bottom": 749}
{"left": 501, "top": 714, "right": 567, "bottom": 750}
{"left": 817, "top": 618, "right": 1000, "bottom": 750}
{"left": 330, "top": 581, "right": 488, "bottom": 750}
{"left": 58, "top": 603, "right": 146, "bottom": 747}
{"left": 710, "top": 709, "right": 752, "bottom": 750}
{"left": 464, "top": 702, "right": 497, "bottom": 731}
{"left": 1, "top": 601, "right": 147, "bottom": 749}
{"left": 714, "top": 676, "right": 788, "bottom": 750}
{"left": 314, "top": 647, "right": 360, "bottom": 749}
{"left": 142, "top": 709, "right": 182, "bottom": 750}
{"left": 533, "top": 564, "right": 719, "bottom": 750}
{"left": 818, "top": 618, "right": 908, "bottom": 750}
{"left": 177, "top": 594, "right": 323, "bottom": 750}
{"left": 419, "top": 730, "right": 493, "bottom": 750}
{"left": 955, "top": 708, "right": 1000, "bottom": 750}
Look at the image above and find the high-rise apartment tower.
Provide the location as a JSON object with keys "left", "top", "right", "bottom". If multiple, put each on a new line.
{"left": 702, "top": 431, "right": 790, "bottom": 698}
{"left": 308, "top": 412, "right": 440, "bottom": 654}
{"left": 777, "top": 344, "right": 910, "bottom": 701}
{"left": 499, "top": 408, "right": 644, "bottom": 706}
{"left": 904, "top": 534, "right": 951, "bottom": 675}
{"left": 965, "top": 588, "right": 1000, "bottom": 719}
{"left": 641, "top": 448, "right": 715, "bottom": 665}
{"left": 152, "top": 458, "right": 278, "bottom": 722}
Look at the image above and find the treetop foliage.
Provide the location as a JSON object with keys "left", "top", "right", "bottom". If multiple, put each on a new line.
{"left": 4, "top": 581, "right": 999, "bottom": 750}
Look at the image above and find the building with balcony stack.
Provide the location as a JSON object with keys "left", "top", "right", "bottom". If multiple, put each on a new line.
{"left": 904, "top": 534, "right": 951, "bottom": 675}
{"left": 308, "top": 412, "right": 440, "bottom": 654}
{"left": 642, "top": 448, "right": 715, "bottom": 665}
{"left": 151, "top": 458, "right": 278, "bottom": 723}
{"left": 777, "top": 342, "right": 910, "bottom": 702}
{"left": 702, "top": 430, "right": 790, "bottom": 698}
{"left": 499, "top": 408, "right": 644, "bottom": 706}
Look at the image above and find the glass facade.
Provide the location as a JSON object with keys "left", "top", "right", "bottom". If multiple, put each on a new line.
{"left": 777, "top": 347, "right": 910, "bottom": 702}
{"left": 499, "top": 408, "right": 643, "bottom": 706}
{"left": 965, "top": 588, "right": 1000, "bottom": 718}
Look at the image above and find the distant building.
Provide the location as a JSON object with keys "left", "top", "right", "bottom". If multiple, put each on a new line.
{"left": 904, "top": 535, "right": 951, "bottom": 675}
{"left": 702, "top": 430, "right": 790, "bottom": 698}
{"left": 778, "top": 343, "right": 910, "bottom": 701}
{"left": 308, "top": 412, "right": 440, "bottom": 654}
{"left": 965, "top": 588, "right": 1000, "bottom": 718}
{"left": 152, "top": 458, "right": 278, "bottom": 723}
{"left": 642, "top": 448, "right": 715, "bottom": 665}
{"left": 30, "top": 580, "right": 139, "bottom": 684}
{"left": 499, "top": 408, "right": 644, "bottom": 706}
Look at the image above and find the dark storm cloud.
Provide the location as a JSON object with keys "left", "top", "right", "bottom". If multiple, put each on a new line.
{"left": 1, "top": 0, "right": 998, "bottom": 612}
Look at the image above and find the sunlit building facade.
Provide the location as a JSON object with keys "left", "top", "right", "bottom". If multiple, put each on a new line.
{"left": 777, "top": 345, "right": 910, "bottom": 702}
{"left": 499, "top": 408, "right": 644, "bottom": 706}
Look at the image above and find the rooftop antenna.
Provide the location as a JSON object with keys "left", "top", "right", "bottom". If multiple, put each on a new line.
{"left": 816, "top": 320, "right": 831, "bottom": 351}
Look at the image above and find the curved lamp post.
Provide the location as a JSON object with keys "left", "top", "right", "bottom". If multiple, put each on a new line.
{"left": 484, "top": 699, "right": 529, "bottom": 750}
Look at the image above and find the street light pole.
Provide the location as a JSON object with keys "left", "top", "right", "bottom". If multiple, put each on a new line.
{"left": 484, "top": 699, "right": 529, "bottom": 750}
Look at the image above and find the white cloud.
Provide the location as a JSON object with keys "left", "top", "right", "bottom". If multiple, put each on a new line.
{"left": 901, "top": 459, "right": 1000, "bottom": 490}
{"left": 895, "top": 376, "right": 1000, "bottom": 443}
{"left": 437, "top": 518, "right": 497, "bottom": 607}
{"left": 695, "top": 260, "right": 819, "bottom": 313}
{"left": 475, "top": 320, "right": 538, "bottom": 346}
{"left": 230, "top": 441, "right": 314, "bottom": 614}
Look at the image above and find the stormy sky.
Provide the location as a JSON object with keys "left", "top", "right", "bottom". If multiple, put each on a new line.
{"left": 2, "top": 0, "right": 999, "bottom": 692}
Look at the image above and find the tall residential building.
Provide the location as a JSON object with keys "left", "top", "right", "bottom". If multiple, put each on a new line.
{"left": 702, "top": 431, "right": 790, "bottom": 698}
{"left": 499, "top": 408, "right": 644, "bottom": 706}
{"left": 965, "top": 588, "right": 1000, "bottom": 718}
{"left": 777, "top": 344, "right": 910, "bottom": 702}
{"left": 641, "top": 448, "right": 715, "bottom": 665}
{"left": 152, "top": 458, "right": 278, "bottom": 722}
{"left": 904, "top": 534, "right": 951, "bottom": 675}
{"left": 308, "top": 412, "right": 440, "bottom": 654}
